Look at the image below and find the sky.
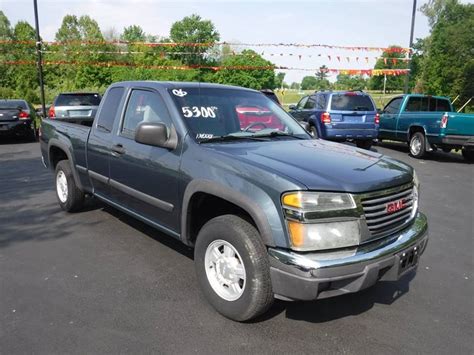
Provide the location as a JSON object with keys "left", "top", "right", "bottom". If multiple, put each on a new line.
{"left": 0, "top": 0, "right": 444, "bottom": 83}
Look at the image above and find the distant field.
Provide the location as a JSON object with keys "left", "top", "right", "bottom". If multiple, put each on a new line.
{"left": 275, "top": 89, "right": 403, "bottom": 110}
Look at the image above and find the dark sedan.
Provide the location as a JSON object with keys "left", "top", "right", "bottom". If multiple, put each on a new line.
{"left": 0, "top": 99, "right": 38, "bottom": 140}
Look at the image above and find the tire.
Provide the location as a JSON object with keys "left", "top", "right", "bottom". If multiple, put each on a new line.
{"left": 356, "top": 140, "right": 373, "bottom": 150}
{"left": 310, "top": 125, "right": 318, "bottom": 138}
{"left": 194, "top": 215, "right": 273, "bottom": 321}
{"left": 409, "top": 132, "right": 427, "bottom": 159}
{"left": 55, "top": 160, "right": 85, "bottom": 212}
{"left": 462, "top": 149, "right": 474, "bottom": 162}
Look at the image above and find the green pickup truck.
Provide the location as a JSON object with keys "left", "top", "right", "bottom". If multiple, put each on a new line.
{"left": 378, "top": 94, "right": 474, "bottom": 161}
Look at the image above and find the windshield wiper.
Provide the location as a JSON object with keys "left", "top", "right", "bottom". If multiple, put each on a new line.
{"left": 199, "top": 135, "right": 267, "bottom": 144}
{"left": 252, "top": 131, "right": 307, "bottom": 140}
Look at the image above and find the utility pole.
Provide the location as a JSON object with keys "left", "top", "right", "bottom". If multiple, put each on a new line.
{"left": 404, "top": 0, "right": 417, "bottom": 94}
{"left": 33, "top": 0, "right": 46, "bottom": 117}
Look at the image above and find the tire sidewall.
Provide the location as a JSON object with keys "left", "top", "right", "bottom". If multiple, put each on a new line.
{"left": 310, "top": 125, "right": 318, "bottom": 138}
{"left": 195, "top": 216, "right": 272, "bottom": 321}
{"left": 55, "top": 161, "right": 75, "bottom": 211}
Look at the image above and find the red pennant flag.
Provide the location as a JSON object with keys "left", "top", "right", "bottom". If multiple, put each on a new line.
{"left": 365, "top": 57, "right": 369, "bottom": 63}
{"left": 337, "top": 56, "right": 341, "bottom": 62}
{"left": 328, "top": 55, "right": 331, "bottom": 61}
{"left": 346, "top": 57, "right": 350, "bottom": 62}
{"left": 392, "top": 58, "right": 397, "bottom": 64}
{"left": 384, "top": 58, "right": 387, "bottom": 65}
{"left": 298, "top": 55, "right": 302, "bottom": 60}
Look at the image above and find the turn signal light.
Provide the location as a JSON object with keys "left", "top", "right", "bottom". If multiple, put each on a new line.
{"left": 321, "top": 112, "right": 331, "bottom": 124}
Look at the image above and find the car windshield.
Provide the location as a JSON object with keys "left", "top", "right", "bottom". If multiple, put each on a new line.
{"left": 0, "top": 100, "right": 27, "bottom": 109}
{"left": 330, "top": 94, "right": 375, "bottom": 111}
{"left": 169, "top": 87, "right": 309, "bottom": 142}
{"left": 56, "top": 93, "right": 101, "bottom": 106}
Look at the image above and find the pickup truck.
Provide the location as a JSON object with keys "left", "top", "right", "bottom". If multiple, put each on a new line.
{"left": 378, "top": 94, "right": 474, "bottom": 161}
{"left": 40, "top": 81, "right": 429, "bottom": 321}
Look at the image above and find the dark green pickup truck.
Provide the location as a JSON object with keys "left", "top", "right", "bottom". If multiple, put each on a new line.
{"left": 379, "top": 94, "right": 474, "bottom": 161}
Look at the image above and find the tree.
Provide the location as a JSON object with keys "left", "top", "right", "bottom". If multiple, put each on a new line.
{"left": 315, "top": 65, "right": 329, "bottom": 80}
{"left": 369, "top": 45, "right": 408, "bottom": 92}
{"left": 421, "top": 1, "right": 474, "bottom": 105}
{"left": 121, "top": 25, "right": 146, "bottom": 42}
{"left": 274, "top": 72, "right": 285, "bottom": 89}
{"left": 290, "top": 82, "right": 300, "bottom": 90}
{"left": 335, "top": 74, "right": 367, "bottom": 90}
{"left": 0, "top": 11, "right": 13, "bottom": 88}
{"left": 300, "top": 76, "right": 318, "bottom": 90}
{"left": 420, "top": 0, "right": 459, "bottom": 28}
{"left": 214, "top": 49, "right": 275, "bottom": 89}
{"left": 169, "top": 14, "right": 220, "bottom": 65}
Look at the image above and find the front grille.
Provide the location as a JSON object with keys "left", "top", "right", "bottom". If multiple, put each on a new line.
{"left": 361, "top": 184, "right": 414, "bottom": 239}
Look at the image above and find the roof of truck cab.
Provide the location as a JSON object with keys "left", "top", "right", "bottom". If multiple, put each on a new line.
{"left": 398, "top": 94, "right": 451, "bottom": 100}
{"left": 109, "top": 81, "right": 259, "bottom": 92}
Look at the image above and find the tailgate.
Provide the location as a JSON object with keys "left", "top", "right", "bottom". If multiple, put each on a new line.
{"left": 445, "top": 113, "right": 474, "bottom": 136}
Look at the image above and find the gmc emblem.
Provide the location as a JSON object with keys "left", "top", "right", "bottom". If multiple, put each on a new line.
{"left": 386, "top": 199, "right": 406, "bottom": 214}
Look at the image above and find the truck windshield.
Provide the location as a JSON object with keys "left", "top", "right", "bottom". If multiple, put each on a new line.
{"left": 169, "top": 87, "right": 309, "bottom": 142}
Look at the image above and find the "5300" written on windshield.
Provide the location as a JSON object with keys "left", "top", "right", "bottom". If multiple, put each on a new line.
{"left": 182, "top": 106, "right": 217, "bottom": 118}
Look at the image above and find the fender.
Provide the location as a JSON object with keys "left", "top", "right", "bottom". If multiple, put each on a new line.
{"left": 407, "top": 125, "right": 434, "bottom": 152}
{"left": 47, "top": 138, "right": 84, "bottom": 191}
{"left": 181, "top": 180, "right": 276, "bottom": 247}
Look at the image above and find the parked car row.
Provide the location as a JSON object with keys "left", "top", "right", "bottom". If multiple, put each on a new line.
{"left": 2, "top": 88, "right": 473, "bottom": 162}
{"left": 289, "top": 91, "right": 474, "bottom": 161}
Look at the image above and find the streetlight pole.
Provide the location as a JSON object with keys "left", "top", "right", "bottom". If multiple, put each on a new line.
{"left": 404, "top": 0, "right": 417, "bottom": 94}
{"left": 33, "top": 0, "right": 46, "bottom": 117}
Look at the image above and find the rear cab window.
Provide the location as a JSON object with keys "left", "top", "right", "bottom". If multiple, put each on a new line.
{"left": 95, "top": 87, "right": 124, "bottom": 133}
{"left": 330, "top": 93, "right": 375, "bottom": 112}
{"left": 55, "top": 93, "right": 101, "bottom": 106}
{"left": 405, "top": 96, "right": 452, "bottom": 112}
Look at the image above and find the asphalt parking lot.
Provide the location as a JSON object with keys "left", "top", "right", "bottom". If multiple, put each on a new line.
{"left": 0, "top": 138, "right": 473, "bottom": 354}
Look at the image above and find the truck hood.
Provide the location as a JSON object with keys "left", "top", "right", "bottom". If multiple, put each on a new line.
{"left": 205, "top": 139, "right": 413, "bottom": 193}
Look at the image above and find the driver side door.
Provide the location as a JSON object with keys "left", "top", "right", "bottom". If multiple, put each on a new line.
{"left": 108, "top": 88, "right": 182, "bottom": 232}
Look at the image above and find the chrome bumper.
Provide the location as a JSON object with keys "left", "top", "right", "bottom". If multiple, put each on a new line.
{"left": 268, "top": 212, "right": 428, "bottom": 300}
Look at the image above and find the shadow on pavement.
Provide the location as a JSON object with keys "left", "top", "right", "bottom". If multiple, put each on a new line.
{"left": 379, "top": 141, "right": 471, "bottom": 164}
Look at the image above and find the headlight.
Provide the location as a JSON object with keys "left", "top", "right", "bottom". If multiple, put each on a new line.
{"left": 282, "top": 192, "right": 356, "bottom": 211}
{"left": 282, "top": 192, "right": 360, "bottom": 251}
{"left": 287, "top": 220, "right": 361, "bottom": 251}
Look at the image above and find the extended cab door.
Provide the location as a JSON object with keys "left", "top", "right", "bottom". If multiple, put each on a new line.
{"left": 87, "top": 86, "right": 126, "bottom": 198}
{"left": 379, "top": 96, "right": 403, "bottom": 140}
{"left": 108, "top": 88, "right": 181, "bottom": 233}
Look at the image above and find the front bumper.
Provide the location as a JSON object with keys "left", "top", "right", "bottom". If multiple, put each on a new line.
{"left": 268, "top": 212, "right": 428, "bottom": 301}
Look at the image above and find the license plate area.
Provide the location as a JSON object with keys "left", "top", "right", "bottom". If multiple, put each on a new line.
{"left": 398, "top": 245, "right": 420, "bottom": 275}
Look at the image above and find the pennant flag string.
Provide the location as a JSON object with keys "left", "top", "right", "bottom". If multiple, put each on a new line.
{"left": 0, "top": 60, "right": 410, "bottom": 76}
{"left": 0, "top": 39, "right": 411, "bottom": 53}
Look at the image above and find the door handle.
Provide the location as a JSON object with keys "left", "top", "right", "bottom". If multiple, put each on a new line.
{"left": 111, "top": 144, "right": 126, "bottom": 155}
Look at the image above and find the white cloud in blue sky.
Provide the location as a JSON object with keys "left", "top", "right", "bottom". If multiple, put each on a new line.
{"left": 0, "top": 0, "right": 448, "bottom": 82}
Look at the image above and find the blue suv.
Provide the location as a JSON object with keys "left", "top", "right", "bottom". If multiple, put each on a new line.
{"left": 289, "top": 91, "right": 379, "bottom": 149}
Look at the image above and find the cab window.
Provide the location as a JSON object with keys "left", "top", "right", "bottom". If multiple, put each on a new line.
{"left": 121, "top": 89, "right": 171, "bottom": 138}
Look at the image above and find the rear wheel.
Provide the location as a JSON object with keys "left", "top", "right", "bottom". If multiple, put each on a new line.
{"left": 194, "top": 215, "right": 273, "bottom": 321}
{"left": 356, "top": 140, "right": 372, "bottom": 150}
{"left": 310, "top": 125, "right": 318, "bottom": 138}
{"left": 55, "top": 160, "right": 85, "bottom": 212}
{"left": 409, "top": 132, "right": 426, "bottom": 159}
{"left": 462, "top": 149, "right": 474, "bottom": 162}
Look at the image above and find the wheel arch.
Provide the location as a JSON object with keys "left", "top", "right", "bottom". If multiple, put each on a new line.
{"left": 181, "top": 180, "right": 275, "bottom": 248}
{"left": 48, "top": 139, "right": 84, "bottom": 191}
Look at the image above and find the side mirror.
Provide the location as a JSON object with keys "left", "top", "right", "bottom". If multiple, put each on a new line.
{"left": 289, "top": 105, "right": 297, "bottom": 110}
{"left": 134, "top": 122, "right": 178, "bottom": 150}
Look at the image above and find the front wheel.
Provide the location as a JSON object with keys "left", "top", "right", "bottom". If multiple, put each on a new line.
{"left": 462, "top": 149, "right": 474, "bottom": 162}
{"left": 194, "top": 215, "right": 273, "bottom": 321}
{"left": 55, "top": 160, "right": 85, "bottom": 212}
{"left": 356, "top": 140, "right": 373, "bottom": 150}
{"left": 409, "top": 132, "right": 427, "bottom": 159}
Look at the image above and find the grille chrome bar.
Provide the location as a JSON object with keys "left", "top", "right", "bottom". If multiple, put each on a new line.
{"left": 360, "top": 183, "right": 415, "bottom": 240}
